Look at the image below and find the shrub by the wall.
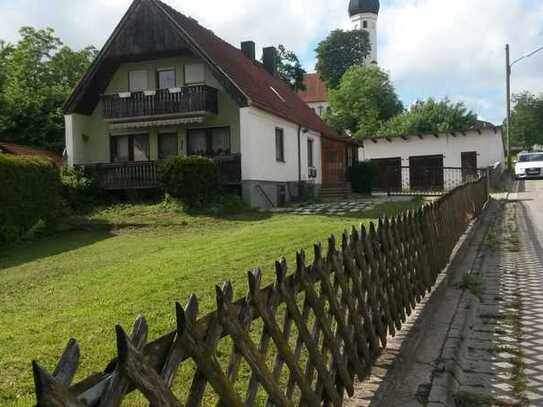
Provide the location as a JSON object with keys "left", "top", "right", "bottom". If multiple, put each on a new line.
{"left": 349, "top": 161, "right": 378, "bottom": 194}
{"left": 159, "top": 156, "right": 218, "bottom": 208}
{"left": 61, "top": 167, "right": 98, "bottom": 212}
{"left": 0, "top": 154, "right": 62, "bottom": 242}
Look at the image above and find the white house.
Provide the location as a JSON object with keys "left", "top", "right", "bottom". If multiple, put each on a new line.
{"left": 64, "top": 0, "right": 357, "bottom": 208}
{"left": 359, "top": 122, "right": 505, "bottom": 191}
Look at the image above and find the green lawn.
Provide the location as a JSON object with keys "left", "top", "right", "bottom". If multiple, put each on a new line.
{"left": 0, "top": 199, "right": 420, "bottom": 406}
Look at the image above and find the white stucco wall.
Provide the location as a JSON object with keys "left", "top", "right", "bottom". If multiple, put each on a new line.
{"left": 359, "top": 128, "right": 505, "bottom": 169}
{"left": 239, "top": 106, "right": 322, "bottom": 185}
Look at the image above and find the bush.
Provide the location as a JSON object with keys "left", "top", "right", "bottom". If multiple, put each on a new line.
{"left": 61, "top": 167, "right": 98, "bottom": 212}
{"left": 159, "top": 156, "right": 218, "bottom": 208}
{"left": 0, "top": 154, "right": 62, "bottom": 242}
{"left": 349, "top": 161, "right": 378, "bottom": 194}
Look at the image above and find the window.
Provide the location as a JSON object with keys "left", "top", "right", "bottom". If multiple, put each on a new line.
{"left": 157, "top": 69, "right": 176, "bottom": 89}
{"left": 275, "top": 128, "right": 285, "bottom": 162}
{"left": 185, "top": 63, "right": 205, "bottom": 84}
{"left": 111, "top": 134, "right": 150, "bottom": 162}
{"left": 363, "top": 20, "right": 368, "bottom": 29}
{"left": 158, "top": 133, "right": 179, "bottom": 160}
{"left": 187, "top": 127, "right": 231, "bottom": 156}
{"left": 307, "top": 139, "right": 314, "bottom": 168}
{"left": 129, "top": 70, "right": 148, "bottom": 91}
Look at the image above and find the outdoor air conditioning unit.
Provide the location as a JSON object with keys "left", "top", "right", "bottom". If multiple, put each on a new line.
{"left": 308, "top": 167, "right": 318, "bottom": 178}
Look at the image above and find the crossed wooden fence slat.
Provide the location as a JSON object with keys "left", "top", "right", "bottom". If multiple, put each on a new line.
{"left": 31, "top": 177, "right": 489, "bottom": 407}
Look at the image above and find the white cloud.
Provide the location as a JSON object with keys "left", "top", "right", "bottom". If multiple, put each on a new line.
{"left": 0, "top": 0, "right": 542, "bottom": 123}
{"left": 379, "top": 0, "right": 543, "bottom": 122}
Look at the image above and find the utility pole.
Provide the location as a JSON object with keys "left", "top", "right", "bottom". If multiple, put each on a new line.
{"left": 505, "top": 43, "right": 543, "bottom": 166}
{"left": 506, "top": 44, "right": 512, "bottom": 168}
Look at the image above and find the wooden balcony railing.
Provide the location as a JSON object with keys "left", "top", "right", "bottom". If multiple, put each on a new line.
{"left": 102, "top": 85, "right": 218, "bottom": 121}
{"left": 82, "top": 154, "right": 241, "bottom": 191}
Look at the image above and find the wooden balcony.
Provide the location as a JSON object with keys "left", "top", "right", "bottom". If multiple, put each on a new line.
{"left": 102, "top": 85, "right": 218, "bottom": 122}
{"left": 83, "top": 154, "right": 241, "bottom": 191}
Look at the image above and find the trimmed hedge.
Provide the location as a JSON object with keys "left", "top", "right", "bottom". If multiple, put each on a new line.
{"left": 159, "top": 156, "right": 218, "bottom": 208}
{"left": 349, "top": 161, "right": 378, "bottom": 194}
{"left": 0, "top": 154, "right": 62, "bottom": 242}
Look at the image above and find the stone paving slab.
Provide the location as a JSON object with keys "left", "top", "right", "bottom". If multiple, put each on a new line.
{"left": 284, "top": 196, "right": 413, "bottom": 216}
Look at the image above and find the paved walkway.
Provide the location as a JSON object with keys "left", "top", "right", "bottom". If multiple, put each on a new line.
{"left": 283, "top": 196, "right": 413, "bottom": 216}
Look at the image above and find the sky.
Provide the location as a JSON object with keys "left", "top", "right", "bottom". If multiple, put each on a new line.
{"left": 0, "top": 0, "right": 542, "bottom": 124}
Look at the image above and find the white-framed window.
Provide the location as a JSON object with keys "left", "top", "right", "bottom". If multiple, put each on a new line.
{"left": 184, "top": 63, "right": 205, "bottom": 85}
{"left": 275, "top": 128, "right": 285, "bottom": 162}
{"left": 129, "top": 70, "right": 148, "bottom": 92}
{"left": 157, "top": 68, "right": 176, "bottom": 89}
{"left": 158, "top": 132, "right": 179, "bottom": 160}
{"left": 110, "top": 133, "right": 150, "bottom": 162}
{"left": 307, "top": 139, "right": 314, "bottom": 168}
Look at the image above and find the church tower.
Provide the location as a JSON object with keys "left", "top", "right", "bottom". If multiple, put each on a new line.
{"left": 348, "top": 0, "right": 380, "bottom": 64}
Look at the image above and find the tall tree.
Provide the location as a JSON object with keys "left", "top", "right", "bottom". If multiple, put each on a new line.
{"left": 509, "top": 92, "right": 543, "bottom": 148}
{"left": 315, "top": 29, "right": 371, "bottom": 89}
{"left": 378, "top": 98, "right": 478, "bottom": 138}
{"left": 0, "top": 27, "right": 96, "bottom": 152}
{"left": 274, "top": 44, "right": 306, "bottom": 92}
{"left": 325, "top": 65, "right": 403, "bottom": 139}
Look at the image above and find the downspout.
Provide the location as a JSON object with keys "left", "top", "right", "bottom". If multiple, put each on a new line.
{"left": 297, "top": 125, "right": 302, "bottom": 198}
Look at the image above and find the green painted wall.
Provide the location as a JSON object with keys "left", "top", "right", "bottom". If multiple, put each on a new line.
{"left": 68, "top": 56, "right": 240, "bottom": 165}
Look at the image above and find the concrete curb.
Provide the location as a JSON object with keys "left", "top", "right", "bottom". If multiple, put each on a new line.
{"left": 427, "top": 199, "right": 501, "bottom": 406}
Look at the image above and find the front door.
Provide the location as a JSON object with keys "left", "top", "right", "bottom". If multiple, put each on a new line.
{"left": 409, "top": 155, "right": 444, "bottom": 191}
{"left": 322, "top": 139, "right": 347, "bottom": 185}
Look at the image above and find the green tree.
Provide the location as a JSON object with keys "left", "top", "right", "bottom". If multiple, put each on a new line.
{"left": 315, "top": 29, "right": 371, "bottom": 89}
{"left": 378, "top": 98, "right": 478, "bottom": 138}
{"left": 0, "top": 27, "right": 96, "bottom": 152}
{"left": 275, "top": 44, "right": 306, "bottom": 92}
{"left": 325, "top": 65, "right": 403, "bottom": 139}
{"left": 509, "top": 92, "right": 543, "bottom": 148}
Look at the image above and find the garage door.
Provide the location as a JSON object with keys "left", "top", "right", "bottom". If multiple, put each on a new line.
{"left": 372, "top": 157, "right": 402, "bottom": 192}
{"left": 409, "top": 155, "right": 444, "bottom": 192}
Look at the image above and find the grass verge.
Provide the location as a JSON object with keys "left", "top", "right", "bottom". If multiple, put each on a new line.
{"left": 0, "top": 197, "right": 421, "bottom": 406}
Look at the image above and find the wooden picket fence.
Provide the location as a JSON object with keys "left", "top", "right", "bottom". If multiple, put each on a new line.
{"left": 31, "top": 177, "right": 489, "bottom": 407}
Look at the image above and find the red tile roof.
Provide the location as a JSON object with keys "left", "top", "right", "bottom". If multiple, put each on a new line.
{"left": 0, "top": 142, "right": 63, "bottom": 166}
{"left": 155, "top": 0, "right": 346, "bottom": 141}
{"left": 298, "top": 73, "right": 329, "bottom": 103}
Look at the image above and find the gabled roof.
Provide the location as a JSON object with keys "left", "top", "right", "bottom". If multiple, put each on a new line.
{"left": 298, "top": 73, "right": 328, "bottom": 103}
{"left": 66, "top": 0, "right": 346, "bottom": 141}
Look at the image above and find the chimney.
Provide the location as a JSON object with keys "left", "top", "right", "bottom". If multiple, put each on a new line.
{"left": 241, "top": 41, "right": 256, "bottom": 61}
{"left": 262, "top": 46, "right": 278, "bottom": 77}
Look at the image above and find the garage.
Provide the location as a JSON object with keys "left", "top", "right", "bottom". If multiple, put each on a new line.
{"left": 409, "top": 155, "right": 444, "bottom": 191}
{"left": 372, "top": 157, "right": 402, "bottom": 192}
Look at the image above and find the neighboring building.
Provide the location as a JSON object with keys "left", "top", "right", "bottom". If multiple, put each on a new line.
{"left": 298, "top": 73, "right": 329, "bottom": 118}
{"left": 64, "top": 0, "right": 356, "bottom": 208}
{"left": 0, "top": 142, "right": 63, "bottom": 167}
{"left": 299, "top": 0, "right": 380, "bottom": 112}
{"left": 359, "top": 121, "right": 505, "bottom": 191}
